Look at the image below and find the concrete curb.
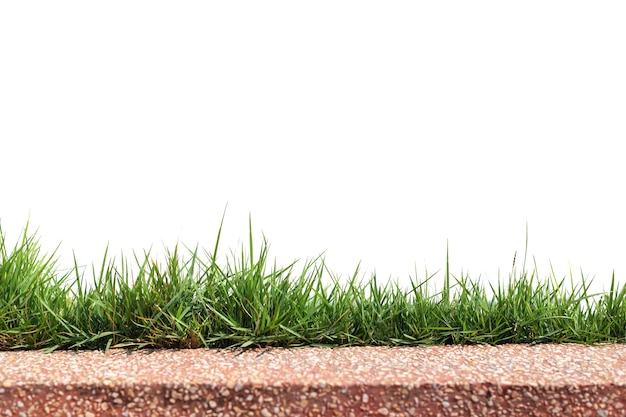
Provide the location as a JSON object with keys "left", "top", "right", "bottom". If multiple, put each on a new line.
{"left": 1, "top": 344, "right": 625, "bottom": 416}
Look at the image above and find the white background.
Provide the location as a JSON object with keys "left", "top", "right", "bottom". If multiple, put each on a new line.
{"left": 2, "top": 2, "right": 625, "bottom": 303}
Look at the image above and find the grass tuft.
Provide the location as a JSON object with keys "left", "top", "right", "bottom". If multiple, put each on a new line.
{"left": 1, "top": 217, "right": 625, "bottom": 351}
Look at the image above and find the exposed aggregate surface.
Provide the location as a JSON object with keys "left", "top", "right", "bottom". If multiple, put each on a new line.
{"left": 1, "top": 343, "right": 626, "bottom": 416}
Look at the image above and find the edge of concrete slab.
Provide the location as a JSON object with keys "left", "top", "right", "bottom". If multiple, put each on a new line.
{"left": 1, "top": 343, "right": 624, "bottom": 417}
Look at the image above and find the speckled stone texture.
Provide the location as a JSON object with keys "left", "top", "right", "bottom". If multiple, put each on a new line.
{"left": 1, "top": 343, "right": 625, "bottom": 416}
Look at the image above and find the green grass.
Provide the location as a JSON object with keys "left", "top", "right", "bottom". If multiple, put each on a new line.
{"left": 1, "top": 215, "right": 625, "bottom": 352}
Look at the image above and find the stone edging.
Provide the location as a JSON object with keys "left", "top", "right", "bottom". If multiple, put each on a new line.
{"left": 1, "top": 344, "right": 624, "bottom": 416}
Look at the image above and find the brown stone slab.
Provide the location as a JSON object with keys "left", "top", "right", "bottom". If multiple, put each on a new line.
{"left": 1, "top": 343, "right": 625, "bottom": 416}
